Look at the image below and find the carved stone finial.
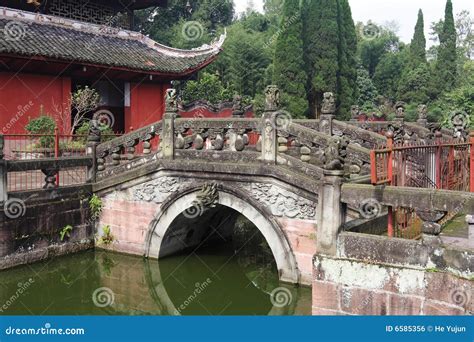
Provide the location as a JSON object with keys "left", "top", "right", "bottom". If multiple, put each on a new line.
{"left": 350, "top": 105, "right": 360, "bottom": 120}
{"left": 264, "top": 85, "right": 280, "bottom": 112}
{"left": 232, "top": 94, "right": 244, "bottom": 117}
{"left": 450, "top": 111, "right": 469, "bottom": 140}
{"left": 394, "top": 101, "right": 406, "bottom": 120}
{"left": 417, "top": 104, "right": 428, "bottom": 120}
{"left": 165, "top": 88, "right": 178, "bottom": 113}
{"left": 87, "top": 119, "right": 101, "bottom": 143}
{"left": 321, "top": 92, "right": 336, "bottom": 114}
{"left": 323, "top": 136, "right": 349, "bottom": 171}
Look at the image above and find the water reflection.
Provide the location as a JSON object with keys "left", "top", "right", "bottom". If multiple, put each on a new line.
{"left": 0, "top": 247, "right": 310, "bottom": 315}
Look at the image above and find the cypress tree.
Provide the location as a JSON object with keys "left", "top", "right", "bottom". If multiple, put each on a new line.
{"left": 436, "top": 0, "right": 457, "bottom": 92}
{"left": 410, "top": 9, "right": 426, "bottom": 66}
{"left": 337, "top": 0, "right": 358, "bottom": 119}
{"left": 273, "top": 0, "right": 308, "bottom": 116}
{"left": 303, "top": 0, "right": 340, "bottom": 118}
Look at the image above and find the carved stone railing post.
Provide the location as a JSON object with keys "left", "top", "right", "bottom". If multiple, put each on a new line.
{"left": 417, "top": 210, "right": 446, "bottom": 245}
{"left": 232, "top": 94, "right": 244, "bottom": 118}
{"left": 0, "top": 134, "right": 7, "bottom": 202}
{"left": 350, "top": 105, "right": 360, "bottom": 123}
{"left": 261, "top": 85, "right": 280, "bottom": 164}
{"left": 161, "top": 88, "right": 178, "bottom": 160}
{"left": 416, "top": 104, "right": 428, "bottom": 127}
{"left": 394, "top": 101, "right": 406, "bottom": 124}
{"left": 316, "top": 137, "right": 348, "bottom": 255}
{"left": 316, "top": 169, "right": 345, "bottom": 256}
{"left": 320, "top": 92, "right": 335, "bottom": 136}
{"left": 86, "top": 119, "right": 101, "bottom": 183}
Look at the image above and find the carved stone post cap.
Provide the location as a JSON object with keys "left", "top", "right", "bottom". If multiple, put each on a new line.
{"left": 165, "top": 88, "right": 178, "bottom": 113}
{"left": 264, "top": 85, "right": 280, "bottom": 112}
{"left": 321, "top": 92, "right": 336, "bottom": 114}
{"left": 385, "top": 131, "right": 394, "bottom": 139}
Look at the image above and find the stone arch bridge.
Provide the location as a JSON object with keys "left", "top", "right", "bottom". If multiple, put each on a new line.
{"left": 2, "top": 87, "right": 472, "bottom": 315}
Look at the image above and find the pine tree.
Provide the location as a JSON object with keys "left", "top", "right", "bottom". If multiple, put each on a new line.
{"left": 273, "top": 0, "right": 308, "bottom": 116}
{"left": 410, "top": 9, "right": 427, "bottom": 66}
{"left": 303, "top": 0, "right": 340, "bottom": 118}
{"left": 337, "top": 0, "right": 358, "bottom": 119}
{"left": 435, "top": 0, "right": 457, "bottom": 92}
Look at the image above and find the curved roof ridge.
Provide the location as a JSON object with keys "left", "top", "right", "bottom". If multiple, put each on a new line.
{"left": 0, "top": 6, "right": 226, "bottom": 58}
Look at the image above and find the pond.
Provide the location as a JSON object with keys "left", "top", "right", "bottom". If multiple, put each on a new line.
{"left": 0, "top": 241, "right": 311, "bottom": 316}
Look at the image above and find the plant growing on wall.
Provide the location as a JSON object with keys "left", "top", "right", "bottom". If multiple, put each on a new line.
{"left": 89, "top": 194, "right": 103, "bottom": 219}
{"left": 99, "top": 225, "right": 114, "bottom": 246}
{"left": 59, "top": 225, "right": 73, "bottom": 241}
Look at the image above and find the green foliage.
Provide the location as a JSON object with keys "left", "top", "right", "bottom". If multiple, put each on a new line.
{"left": 303, "top": 0, "right": 339, "bottom": 117}
{"left": 59, "top": 225, "right": 73, "bottom": 242}
{"left": 410, "top": 9, "right": 427, "bottom": 66}
{"left": 25, "top": 115, "right": 56, "bottom": 148}
{"left": 181, "top": 72, "right": 232, "bottom": 104}
{"left": 99, "top": 225, "right": 114, "bottom": 246}
{"left": 435, "top": 0, "right": 458, "bottom": 93}
{"left": 356, "top": 66, "right": 378, "bottom": 109}
{"left": 357, "top": 23, "right": 400, "bottom": 76}
{"left": 373, "top": 52, "right": 404, "bottom": 100}
{"left": 397, "top": 63, "right": 432, "bottom": 104}
{"left": 89, "top": 194, "right": 103, "bottom": 219}
{"left": 272, "top": 0, "right": 308, "bottom": 117}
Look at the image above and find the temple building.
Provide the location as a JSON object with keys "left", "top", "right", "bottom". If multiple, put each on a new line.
{"left": 0, "top": 0, "right": 225, "bottom": 133}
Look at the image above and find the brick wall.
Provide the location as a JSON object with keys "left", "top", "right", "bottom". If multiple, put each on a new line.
{"left": 312, "top": 255, "right": 473, "bottom": 315}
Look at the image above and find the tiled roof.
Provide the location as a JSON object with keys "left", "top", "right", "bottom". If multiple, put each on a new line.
{"left": 0, "top": 8, "right": 224, "bottom": 75}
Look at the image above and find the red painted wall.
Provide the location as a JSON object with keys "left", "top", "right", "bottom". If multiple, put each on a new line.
{"left": 0, "top": 72, "right": 71, "bottom": 134}
{"left": 126, "top": 82, "right": 167, "bottom": 132}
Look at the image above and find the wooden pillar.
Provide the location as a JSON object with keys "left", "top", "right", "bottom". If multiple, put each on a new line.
{"left": 386, "top": 131, "right": 394, "bottom": 237}
{"left": 470, "top": 132, "right": 474, "bottom": 192}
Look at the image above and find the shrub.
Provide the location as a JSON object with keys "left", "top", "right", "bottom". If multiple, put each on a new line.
{"left": 25, "top": 116, "right": 56, "bottom": 148}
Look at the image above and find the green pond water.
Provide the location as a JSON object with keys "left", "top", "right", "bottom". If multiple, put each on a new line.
{"left": 0, "top": 244, "right": 311, "bottom": 316}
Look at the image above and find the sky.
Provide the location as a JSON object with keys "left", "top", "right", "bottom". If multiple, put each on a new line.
{"left": 233, "top": 0, "right": 474, "bottom": 44}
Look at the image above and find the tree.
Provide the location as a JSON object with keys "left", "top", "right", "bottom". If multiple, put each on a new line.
{"left": 358, "top": 22, "right": 400, "bottom": 76}
{"left": 356, "top": 66, "right": 378, "bottom": 110}
{"left": 337, "top": 0, "right": 358, "bottom": 118}
{"left": 373, "top": 52, "right": 404, "bottom": 100}
{"left": 410, "top": 9, "right": 427, "bottom": 66}
{"left": 273, "top": 0, "right": 308, "bottom": 116}
{"left": 181, "top": 72, "right": 232, "bottom": 104}
{"left": 455, "top": 10, "right": 474, "bottom": 59}
{"left": 397, "top": 63, "right": 432, "bottom": 104}
{"left": 435, "top": 0, "right": 457, "bottom": 93}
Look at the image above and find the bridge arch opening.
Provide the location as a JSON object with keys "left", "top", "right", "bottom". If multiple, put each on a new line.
{"left": 146, "top": 189, "right": 299, "bottom": 284}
